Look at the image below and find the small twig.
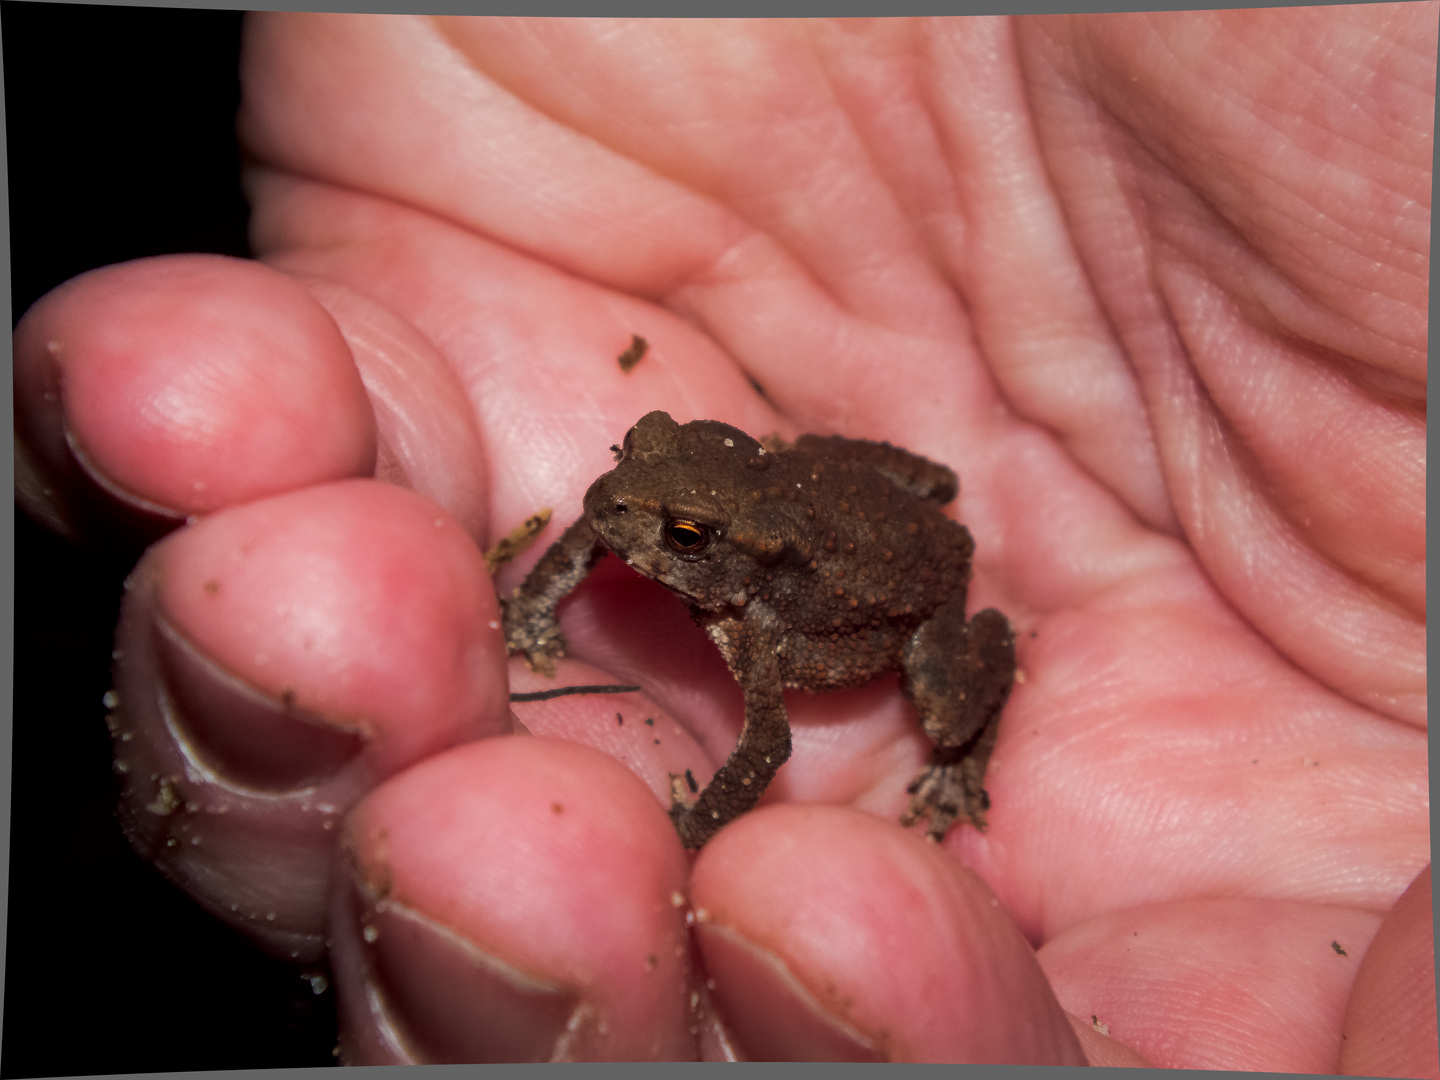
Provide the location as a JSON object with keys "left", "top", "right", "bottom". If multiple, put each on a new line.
{"left": 509, "top": 684, "right": 642, "bottom": 702}
{"left": 484, "top": 509, "right": 552, "bottom": 575}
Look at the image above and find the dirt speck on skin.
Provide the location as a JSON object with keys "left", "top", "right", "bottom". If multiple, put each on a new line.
{"left": 146, "top": 777, "right": 182, "bottom": 816}
{"left": 616, "top": 334, "right": 649, "bottom": 373}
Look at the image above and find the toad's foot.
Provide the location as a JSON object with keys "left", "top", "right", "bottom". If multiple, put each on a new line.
{"left": 499, "top": 600, "right": 567, "bottom": 677}
{"left": 665, "top": 772, "right": 710, "bottom": 849}
{"left": 668, "top": 803, "right": 709, "bottom": 851}
{"left": 501, "top": 629, "right": 564, "bottom": 677}
{"left": 900, "top": 747, "right": 990, "bottom": 841}
{"left": 497, "top": 516, "right": 606, "bottom": 678}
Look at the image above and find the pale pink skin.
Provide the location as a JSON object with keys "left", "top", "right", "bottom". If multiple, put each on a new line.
{"left": 13, "top": 12, "right": 1431, "bottom": 1069}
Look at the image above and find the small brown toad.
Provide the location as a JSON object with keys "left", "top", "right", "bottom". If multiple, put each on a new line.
{"left": 502, "top": 411, "right": 1015, "bottom": 850}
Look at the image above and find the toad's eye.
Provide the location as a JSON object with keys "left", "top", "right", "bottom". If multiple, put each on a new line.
{"left": 664, "top": 519, "right": 711, "bottom": 557}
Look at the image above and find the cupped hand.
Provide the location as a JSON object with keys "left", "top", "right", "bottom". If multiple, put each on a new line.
{"left": 13, "top": 13, "right": 1431, "bottom": 1069}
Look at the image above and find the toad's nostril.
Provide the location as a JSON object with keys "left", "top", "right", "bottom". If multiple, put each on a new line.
{"left": 614, "top": 502, "right": 628, "bottom": 514}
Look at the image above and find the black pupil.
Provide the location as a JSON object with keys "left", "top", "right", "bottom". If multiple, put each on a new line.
{"left": 667, "top": 522, "right": 705, "bottom": 550}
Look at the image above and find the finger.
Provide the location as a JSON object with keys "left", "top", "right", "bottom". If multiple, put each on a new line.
{"left": 14, "top": 255, "right": 375, "bottom": 547}
{"left": 1037, "top": 896, "right": 1385, "bottom": 1071}
{"left": 109, "top": 479, "right": 507, "bottom": 959}
{"left": 332, "top": 737, "right": 693, "bottom": 1063}
{"left": 296, "top": 274, "right": 489, "bottom": 540}
{"left": 689, "top": 804, "right": 1084, "bottom": 1063}
{"left": 1340, "top": 865, "right": 1438, "bottom": 1078}
{"left": 240, "top": 13, "right": 735, "bottom": 298}
{"left": 1015, "top": 10, "right": 1429, "bottom": 725}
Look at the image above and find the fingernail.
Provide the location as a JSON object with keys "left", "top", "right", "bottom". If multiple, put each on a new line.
{"left": 351, "top": 877, "right": 583, "bottom": 1063}
{"left": 48, "top": 416, "right": 188, "bottom": 553}
{"left": 153, "top": 612, "right": 366, "bottom": 789}
{"left": 699, "top": 923, "right": 884, "bottom": 1062}
{"left": 65, "top": 417, "right": 183, "bottom": 519}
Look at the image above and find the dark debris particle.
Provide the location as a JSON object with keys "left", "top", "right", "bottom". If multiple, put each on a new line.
{"left": 617, "top": 334, "right": 649, "bottom": 373}
{"left": 510, "top": 684, "right": 641, "bottom": 702}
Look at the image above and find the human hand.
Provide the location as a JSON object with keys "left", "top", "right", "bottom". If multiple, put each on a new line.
{"left": 13, "top": 12, "right": 1431, "bottom": 1068}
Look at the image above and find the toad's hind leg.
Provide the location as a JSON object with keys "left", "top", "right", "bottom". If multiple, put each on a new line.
{"left": 900, "top": 603, "right": 1015, "bottom": 842}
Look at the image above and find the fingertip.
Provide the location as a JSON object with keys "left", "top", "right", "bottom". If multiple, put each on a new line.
{"left": 335, "top": 737, "right": 695, "bottom": 1062}
{"left": 107, "top": 480, "right": 506, "bottom": 956}
{"left": 689, "top": 804, "right": 1084, "bottom": 1063}
{"left": 1340, "top": 864, "right": 1437, "bottom": 1078}
{"left": 15, "top": 254, "right": 375, "bottom": 543}
{"left": 155, "top": 479, "right": 506, "bottom": 771}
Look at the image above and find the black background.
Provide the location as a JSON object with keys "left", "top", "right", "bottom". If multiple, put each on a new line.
{"left": 4, "top": 3, "right": 338, "bottom": 1073}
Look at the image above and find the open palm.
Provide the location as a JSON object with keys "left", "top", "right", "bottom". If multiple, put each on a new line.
{"left": 13, "top": 13, "right": 1430, "bottom": 1069}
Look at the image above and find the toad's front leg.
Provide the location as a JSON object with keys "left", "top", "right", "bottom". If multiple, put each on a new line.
{"left": 500, "top": 517, "right": 606, "bottom": 677}
{"left": 669, "top": 611, "right": 792, "bottom": 850}
{"left": 900, "top": 603, "right": 1016, "bottom": 841}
